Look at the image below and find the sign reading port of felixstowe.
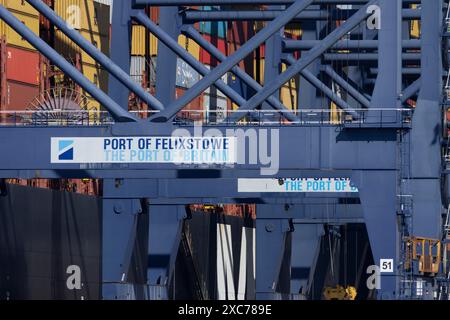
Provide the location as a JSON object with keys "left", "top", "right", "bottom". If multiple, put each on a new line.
{"left": 51, "top": 137, "right": 236, "bottom": 164}
{"left": 238, "top": 178, "right": 359, "bottom": 193}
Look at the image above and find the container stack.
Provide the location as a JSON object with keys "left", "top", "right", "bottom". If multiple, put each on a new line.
{"left": 0, "top": 0, "right": 41, "bottom": 112}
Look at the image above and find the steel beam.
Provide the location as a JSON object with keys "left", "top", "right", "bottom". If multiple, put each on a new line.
{"left": 322, "top": 65, "right": 371, "bottom": 108}
{"left": 370, "top": 0, "right": 402, "bottom": 109}
{"left": 255, "top": 214, "right": 292, "bottom": 299}
{"left": 102, "top": 198, "right": 142, "bottom": 299}
{"left": 183, "top": 9, "right": 420, "bottom": 22}
{"left": 183, "top": 26, "right": 298, "bottom": 121}
{"left": 226, "top": 0, "right": 375, "bottom": 123}
{"left": 409, "top": 0, "right": 443, "bottom": 239}
{"left": 150, "top": 0, "right": 315, "bottom": 122}
{"left": 26, "top": 0, "right": 164, "bottom": 111}
{"left": 136, "top": 0, "right": 419, "bottom": 5}
{"left": 283, "top": 39, "right": 421, "bottom": 51}
{"left": 401, "top": 78, "right": 421, "bottom": 103}
{"left": 323, "top": 53, "right": 421, "bottom": 61}
{"left": 284, "top": 55, "right": 353, "bottom": 113}
{"left": 0, "top": 5, "right": 137, "bottom": 122}
{"left": 155, "top": 7, "right": 179, "bottom": 106}
{"left": 262, "top": 4, "right": 284, "bottom": 113}
{"left": 353, "top": 171, "right": 399, "bottom": 299}
{"left": 134, "top": 12, "right": 259, "bottom": 117}
{"left": 0, "top": 125, "right": 399, "bottom": 174}
{"left": 147, "top": 205, "right": 186, "bottom": 299}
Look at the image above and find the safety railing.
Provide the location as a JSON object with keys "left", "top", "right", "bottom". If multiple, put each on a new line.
{"left": 0, "top": 108, "right": 413, "bottom": 127}
{"left": 173, "top": 108, "right": 413, "bottom": 127}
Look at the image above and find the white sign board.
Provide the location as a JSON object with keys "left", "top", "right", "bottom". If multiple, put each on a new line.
{"left": 238, "top": 178, "right": 358, "bottom": 193}
{"left": 51, "top": 137, "right": 236, "bottom": 164}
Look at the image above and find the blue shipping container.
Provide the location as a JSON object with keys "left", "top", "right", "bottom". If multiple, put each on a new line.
{"left": 199, "top": 6, "right": 227, "bottom": 39}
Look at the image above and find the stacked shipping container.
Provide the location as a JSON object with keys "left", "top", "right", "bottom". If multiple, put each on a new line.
{"left": 0, "top": 0, "right": 110, "bottom": 196}
{"left": 54, "top": 0, "right": 110, "bottom": 111}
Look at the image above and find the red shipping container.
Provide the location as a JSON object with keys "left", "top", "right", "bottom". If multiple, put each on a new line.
{"left": 227, "top": 20, "right": 254, "bottom": 45}
{"left": 200, "top": 34, "right": 228, "bottom": 65}
{"left": 5, "top": 80, "right": 39, "bottom": 110}
{"left": 175, "top": 87, "right": 204, "bottom": 121}
{"left": 6, "top": 46, "right": 40, "bottom": 85}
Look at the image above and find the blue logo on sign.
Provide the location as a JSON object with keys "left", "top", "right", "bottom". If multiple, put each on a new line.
{"left": 58, "top": 140, "right": 74, "bottom": 160}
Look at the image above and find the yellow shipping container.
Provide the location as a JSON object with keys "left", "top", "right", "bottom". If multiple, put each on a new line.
{"left": 55, "top": 0, "right": 110, "bottom": 37}
{"left": 330, "top": 102, "right": 343, "bottom": 124}
{"left": 131, "top": 25, "right": 159, "bottom": 56}
{"left": 86, "top": 97, "right": 101, "bottom": 111}
{"left": 410, "top": 4, "right": 420, "bottom": 38}
{"left": 253, "top": 58, "right": 265, "bottom": 83}
{"left": 2, "top": 0, "right": 38, "bottom": 17}
{"left": 280, "top": 85, "right": 297, "bottom": 111}
{"left": 0, "top": 8, "right": 39, "bottom": 50}
{"left": 55, "top": 29, "right": 109, "bottom": 63}
{"left": 178, "top": 34, "right": 200, "bottom": 60}
{"left": 131, "top": 26, "right": 200, "bottom": 59}
{"left": 80, "top": 62, "right": 108, "bottom": 93}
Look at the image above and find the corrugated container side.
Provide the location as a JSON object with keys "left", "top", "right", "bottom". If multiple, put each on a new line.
{"left": 178, "top": 34, "right": 200, "bottom": 60}
{"left": 280, "top": 85, "right": 297, "bottom": 110}
{"left": 199, "top": 34, "right": 228, "bottom": 65}
{"left": 253, "top": 58, "right": 265, "bottom": 83}
{"left": 199, "top": 6, "right": 227, "bottom": 38}
{"left": 54, "top": 0, "right": 110, "bottom": 37}
{"left": 1, "top": 9, "right": 39, "bottom": 50}
{"left": 227, "top": 19, "right": 254, "bottom": 45}
{"left": 175, "top": 88, "right": 204, "bottom": 121}
{"left": 131, "top": 25, "right": 158, "bottom": 56}
{"left": 80, "top": 62, "right": 108, "bottom": 102}
{"left": 3, "top": 0, "right": 38, "bottom": 16}
{"left": 6, "top": 46, "right": 40, "bottom": 85}
{"left": 130, "top": 55, "right": 146, "bottom": 85}
{"left": 5, "top": 80, "right": 39, "bottom": 111}
{"left": 55, "top": 29, "right": 109, "bottom": 61}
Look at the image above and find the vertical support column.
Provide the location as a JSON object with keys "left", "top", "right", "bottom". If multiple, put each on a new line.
{"left": 147, "top": 205, "right": 186, "bottom": 300}
{"left": 262, "top": 5, "right": 283, "bottom": 114}
{"left": 103, "top": 0, "right": 135, "bottom": 300}
{"left": 410, "top": 0, "right": 443, "bottom": 238}
{"left": 354, "top": 171, "right": 399, "bottom": 299}
{"left": 255, "top": 205, "right": 292, "bottom": 300}
{"left": 297, "top": 5, "right": 327, "bottom": 110}
{"left": 102, "top": 193, "right": 143, "bottom": 300}
{"left": 155, "top": 7, "right": 180, "bottom": 106}
{"left": 290, "top": 224, "right": 324, "bottom": 298}
{"left": 108, "top": 0, "right": 133, "bottom": 108}
{"left": 370, "top": 0, "right": 402, "bottom": 109}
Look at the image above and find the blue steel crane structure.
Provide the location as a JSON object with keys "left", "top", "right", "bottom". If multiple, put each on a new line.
{"left": 0, "top": 0, "right": 446, "bottom": 299}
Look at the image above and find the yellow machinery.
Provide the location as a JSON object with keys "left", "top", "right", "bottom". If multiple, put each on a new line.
{"left": 323, "top": 286, "right": 357, "bottom": 300}
{"left": 405, "top": 237, "right": 441, "bottom": 275}
{"left": 202, "top": 204, "right": 220, "bottom": 213}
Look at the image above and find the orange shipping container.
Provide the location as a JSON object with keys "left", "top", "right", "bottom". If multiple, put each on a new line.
{"left": 5, "top": 80, "right": 39, "bottom": 110}
{"left": 6, "top": 46, "right": 40, "bottom": 85}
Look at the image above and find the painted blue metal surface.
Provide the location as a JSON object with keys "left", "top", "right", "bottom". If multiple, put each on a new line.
{"left": 199, "top": 6, "right": 228, "bottom": 38}
{"left": 0, "top": 0, "right": 444, "bottom": 300}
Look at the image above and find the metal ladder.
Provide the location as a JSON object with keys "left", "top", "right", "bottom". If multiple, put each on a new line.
{"left": 397, "top": 126, "right": 415, "bottom": 298}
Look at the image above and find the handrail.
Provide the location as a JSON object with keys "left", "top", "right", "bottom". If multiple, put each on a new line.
{"left": 0, "top": 108, "right": 413, "bottom": 127}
